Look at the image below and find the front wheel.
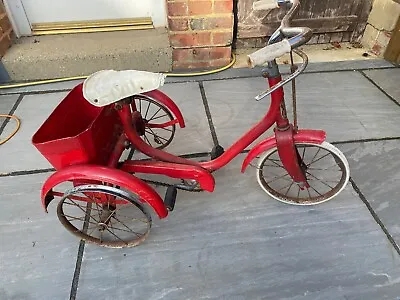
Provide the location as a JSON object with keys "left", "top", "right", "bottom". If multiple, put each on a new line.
{"left": 256, "top": 142, "right": 349, "bottom": 205}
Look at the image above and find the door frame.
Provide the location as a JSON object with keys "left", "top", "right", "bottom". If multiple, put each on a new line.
{"left": 3, "top": 0, "right": 32, "bottom": 37}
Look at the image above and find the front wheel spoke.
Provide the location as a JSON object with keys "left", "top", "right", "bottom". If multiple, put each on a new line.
{"left": 266, "top": 159, "right": 284, "bottom": 169}
{"left": 262, "top": 164, "right": 285, "bottom": 168}
{"left": 309, "top": 184, "right": 322, "bottom": 196}
{"left": 306, "top": 171, "right": 335, "bottom": 189}
{"left": 266, "top": 172, "right": 291, "bottom": 184}
{"left": 307, "top": 165, "right": 341, "bottom": 171}
{"left": 285, "top": 181, "right": 295, "bottom": 196}
{"left": 308, "top": 147, "right": 322, "bottom": 166}
{"left": 306, "top": 187, "right": 312, "bottom": 198}
{"left": 307, "top": 152, "right": 331, "bottom": 167}
{"left": 276, "top": 181, "right": 294, "bottom": 193}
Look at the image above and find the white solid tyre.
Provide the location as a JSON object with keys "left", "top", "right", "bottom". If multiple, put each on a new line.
{"left": 256, "top": 141, "right": 350, "bottom": 205}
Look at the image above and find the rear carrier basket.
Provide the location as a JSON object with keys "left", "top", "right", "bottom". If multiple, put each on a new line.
{"left": 32, "top": 83, "right": 123, "bottom": 170}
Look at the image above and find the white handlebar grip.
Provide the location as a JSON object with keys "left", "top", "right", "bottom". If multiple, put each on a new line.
{"left": 247, "top": 39, "right": 291, "bottom": 68}
{"left": 253, "top": 0, "right": 279, "bottom": 11}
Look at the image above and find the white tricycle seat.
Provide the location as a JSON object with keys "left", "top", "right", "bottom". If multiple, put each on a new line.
{"left": 83, "top": 70, "right": 167, "bottom": 107}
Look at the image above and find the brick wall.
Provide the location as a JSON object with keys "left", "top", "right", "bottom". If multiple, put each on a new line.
{"left": 361, "top": 0, "right": 400, "bottom": 56}
{"left": 166, "top": 0, "right": 234, "bottom": 69}
{"left": 0, "top": 1, "right": 13, "bottom": 57}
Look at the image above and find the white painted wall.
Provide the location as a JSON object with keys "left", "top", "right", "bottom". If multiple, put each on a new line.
{"left": 5, "top": 0, "right": 167, "bottom": 36}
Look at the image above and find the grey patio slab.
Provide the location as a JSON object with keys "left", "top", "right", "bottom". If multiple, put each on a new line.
{"left": 0, "top": 173, "right": 79, "bottom": 300}
{"left": 76, "top": 154, "right": 400, "bottom": 300}
{"left": 0, "top": 94, "right": 20, "bottom": 141}
{"left": 342, "top": 139, "right": 400, "bottom": 248}
{"left": 0, "top": 94, "right": 19, "bottom": 114}
{"left": 363, "top": 68, "right": 400, "bottom": 103}
{"left": 204, "top": 71, "right": 400, "bottom": 149}
{"left": 0, "top": 92, "right": 67, "bottom": 174}
{"left": 154, "top": 82, "right": 213, "bottom": 155}
{"left": 165, "top": 59, "right": 394, "bottom": 85}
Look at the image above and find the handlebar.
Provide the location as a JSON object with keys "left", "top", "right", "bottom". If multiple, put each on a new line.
{"left": 247, "top": 0, "right": 313, "bottom": 67}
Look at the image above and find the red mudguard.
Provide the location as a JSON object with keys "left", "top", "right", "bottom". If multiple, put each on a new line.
{"left": 142, "top": 89, "right": 185, "bottom": 128}
{"left": 241, "top": 129, "right": 326, "bottom": 173}
{"left": 41, "top": 165, "right": 168, "bottom": 218}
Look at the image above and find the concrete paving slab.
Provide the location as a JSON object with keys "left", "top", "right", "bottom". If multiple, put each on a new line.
{"left": 0, "top": 94, "right": 20, "bottom": 142}
{"left": 152, "top": 82, "right": 213, "bottom": 155}
{"left": 342, "top": 140, "right": 400, "bottom": 248}
{"left": 204, "top": 71, "right": 400, "bottom": 149}
{"left": 0, "top": 173, "right": 79, "bottom": 300}
{"left": 76, "top": 154, "right": 400, "bottom": 300}
{"left": 0, "top": 92, "right": 66, "bottom": 174}
{"left": 166, "top": 59, "right": 394, "bottom": 85}
{"left": 0, "top": 94, "right": 19, "bottom": 114}
{"left": 3, "top": 29, "right": 172, "bottom": 81}
{"left": 364, "top": 68, "right": 400, "bottom": 103}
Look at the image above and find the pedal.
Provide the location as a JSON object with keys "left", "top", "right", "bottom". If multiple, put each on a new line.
{"left": 164, "top": 186, "right": 177, "bottom": 211}
{"left": 211, "top": 145, "right": 225, "bottom": 160}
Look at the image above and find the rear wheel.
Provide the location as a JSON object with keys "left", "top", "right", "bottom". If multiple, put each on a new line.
{"left": 57, "top": 184, "right": 152, "bottom": 248}
{"left": 132, "top": 95, "right": 176, "bottom": 149}
{"left": 256, "top": 142, "right": 349, "bottom": 205}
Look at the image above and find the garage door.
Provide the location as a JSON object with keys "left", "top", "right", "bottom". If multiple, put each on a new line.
{"left": 237, "top": 0, "right": 373, "bottom": 47}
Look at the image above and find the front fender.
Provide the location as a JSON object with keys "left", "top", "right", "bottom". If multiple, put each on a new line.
{"left": 142, "top": 89, "right": 185, "bottom": 128}
{"left": 41, "top": 165, "right": 168, "bottom": 219}
{"left": 241, "top": 129, "right": 326, "bottom": 173}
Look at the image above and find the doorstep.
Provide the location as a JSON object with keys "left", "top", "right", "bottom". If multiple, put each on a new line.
{"left": 1, "top": 28, "right": 172, "bottom": 81}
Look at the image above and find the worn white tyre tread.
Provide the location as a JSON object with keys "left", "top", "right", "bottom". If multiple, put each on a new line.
{"left": 256, "top": 141, "right": 350, "bottom": 205}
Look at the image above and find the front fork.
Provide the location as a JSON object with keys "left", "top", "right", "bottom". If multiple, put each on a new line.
{"left": 264, "top": 62, "right": 310, "bottom": 188}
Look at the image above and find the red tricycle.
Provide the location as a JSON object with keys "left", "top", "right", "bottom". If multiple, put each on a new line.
{"left": 32, "top": 0, "right": 350, "bottom": 248}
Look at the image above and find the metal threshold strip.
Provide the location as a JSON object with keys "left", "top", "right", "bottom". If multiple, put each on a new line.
{"left": 32, "top": 17, "right": 153, "bottom": 35}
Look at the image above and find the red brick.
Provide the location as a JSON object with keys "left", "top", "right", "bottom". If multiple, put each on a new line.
{"left": 173, "top": 48, "right": 192, "bottom": 61}
{"left": 190, "top": 15, "right": 233, "bottom": 30}
{"left": 173, "top": 57, "right": 231, "bottom": 70}
{"left": 188, "top": 0, "right": 212, "bottom": 15}
{"left": 209, "top": 46, "right": 231, "bottom": 59}
{"left": 212, "top": 31, "right": 232, "bottom": 45}
{"left": 170, "top": 32, "right": 212, "bottom": 47}
{"left": 168, "top": 17, "right": 189, "bottom": 31}
{"left": 209, "top": 57, "right": 231, "bottom": 67}
{"left": 214, "top": 0, "right": 233, "bottom": 13}
{"left": 167, "top": 2, "right": 188, "bottom": 16}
